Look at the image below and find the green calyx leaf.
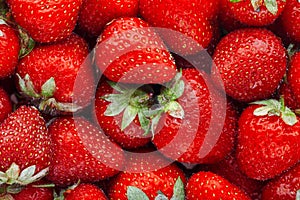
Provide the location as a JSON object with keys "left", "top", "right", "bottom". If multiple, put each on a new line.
{"left": 155, "top": 192, "right": 168, "bottom": 200}
{"left": 170, "top": 177, "right": 185, "bottom": 200}
{"left": 41, "top": 77, "right": 56, "bottom": 98}
{"left": 127, "top": 186, "right": 150, "bottom": 200}
{"left": 230, "top": 0, "right": 242, "bottom": 2}
{"left": 17, "top": 74, "right": 40, "bottom": 98}
{"left": 296, "top": 190, "right": 300, "bottom": 200}
{"left": 264, "top": 0, "right": 278, "bottom": 15}
{"left": 18, "top": 27, "right": 35, "bottom": 58}
{"left": 165, "top": 101, "right": 184, "bottom": 119}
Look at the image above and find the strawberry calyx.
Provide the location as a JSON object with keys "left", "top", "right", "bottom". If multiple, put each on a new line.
{"left": 251, "top": 97, "right": 298, "bottom": 126}
{"left": 126, "top": 176, "right": 185, "bottom": 200}
{"left": 18, "top": 28, "right": 35, "bottom": 58}
{"left": 230, "top": 0, "right": 280, "bottom": 15}
{"left": 17, "top": 73, "right": 82, "bottom": 115}
{"left": 0, "top": 163, "right": 49, "bottom": 196}
{"left": 297, "top": 190, "right": 300, "bottom": 200}
{"left": 53, "top": 181, "right": 80, "bottom": 200}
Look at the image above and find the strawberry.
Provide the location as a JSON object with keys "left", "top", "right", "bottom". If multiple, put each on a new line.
{"left": 7, "top": 0, "right": 83, "bottom": 43}
{"left": 226, "top": 0, "right": 286, "bottom": 26}
{"left": 212, "top": 28, "right": 287, "bottom": 102}
{"left": 186, "top": 171, "right": 251, "bottom": 199}
{"left": 94, "top": 78, "right": 152, "bottom": 149}
{"left": 0, "top": 22, "right": 20, "bottom": 78}
{"left": 288, "top": 52, "right": 300, "bottom": 106}
{"left": 139, "top": 0, "right": 215, "bottom": 55}
{"left": 63, "top": 183, "right": 107, "bottom": 200}
{"left": 279, "top": 82, "right": 300, "bottom": 111}
{"left": 280, "top": 0, "right": 300, "bottom": 43}
{"left": 77, "top": 0, "right": 139, "bottom": 37}
{"left": 261, "top": 163, "right": 300, "bottom": 200}
{"left": 237, "top": 99, "right": 300, "bottom": 180}
{"left": 0, "top": 87, "right": 12, "bottom": 123}
{"left": 152, "top": 69, "right": 237, "bottom": 164}
{"left": 46, "top": 117, "right": 124, "bottom": 186}
{"left": 95, "top": 17, "right": 177, "bottom": 84}
{"left": 12, "top": 181, "right": 54, "bottom": 200}
{"left": 16, "top": 34, "right": 94, "bottom": 115}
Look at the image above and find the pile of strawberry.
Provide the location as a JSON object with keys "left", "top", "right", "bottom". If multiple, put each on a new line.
{"left": 0, "top": 0, "right": 300, "bottom": 199}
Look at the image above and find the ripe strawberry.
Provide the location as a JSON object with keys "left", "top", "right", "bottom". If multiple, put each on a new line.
{"left": 95, "top": 17, "right": 177, "bottom": 84}
{"left": 12, "top": 181, "right": 54, "bottom": 200}
{"left": 152, "top": 69, "right": 237, "bottom": 164}
{"left": 63, "top": 184, "right": 107, "bottom": 200}
{"left": 0, "top": 87, "right": 12, "bottom": 123}
{"left": 226, "top": 0, "right": 286, "bottom": 26}
{"left": 16, "top": 34, "right": 94, "bottom": 115}
{"left": 279, "top": 82, "right": 300, "bottom": 111}
{"left": 237, "top": 99, "right": 300, "bottom": 180}
{"left": 94, "top": 78, "right": 152, "bottom": 149}
{"left": 0, "top": 22, "right": 20, "bottom": 78}
{"left": 77, "top": 0, "right": 139, "bottom": 37}
{"left": 261, "top": 163, "right": 300, "bottom": 200}
{"left": 212, "top": 28, "right": 286, "bottom": 102}
{"left": 288, "top": 52, "right": 300, "bottom": 105}
{"left": 186, "top": 171, "right": 251, "bottom": 199}
{"left": 46, "top": 117, "right": 124, "bottom": 186}
{"left": 280, "top": 0, "right": 300, "bottom": 43}
{"left": 7, "top": 0, "right": 83, "bottom": 43}
{"left": 139, "top": 0, "right": 215, "bottom": 54}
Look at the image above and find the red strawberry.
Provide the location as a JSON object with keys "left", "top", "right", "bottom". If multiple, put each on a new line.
{"left": 152, "top": 69, "right": 237, "bottom": 164}
{"left": 63, "top": 183, "right": 107, "bottom": 200}
{"left": 280, "top": 0, "right": 300, "bottom": 43}
{"left": 16, "top": 34, "right": 94, "bottom": 115}
{"left": 95, "top": 17, "right": 177, "bottom": 84}
{"left": 237, "top": 99, "right": 300, "bottom": 180}
{"left": 279, "top": 82, "right": 300, "bottom": 111}
{"left": 288, "top": 52, "right": 300, "bottom": 105}
{"left": 77, "top": 0, "right": 139, "bottom": 37}
{"left": 94, "top": 78, "right": 152, "bottom": 149}
{"left": 139, "top": 0, "right": 215, "bottom": 55}
{"left": 46, "top": 117, "right": 124, "bottom": 186}
{"left": 0, "top": 87, "right": 12, "bottom": 123}
{"left": 212, "top": 28, "right": 287, "bottom": 102}
{"left": 0, "top": 22, "right": 20, "bottom": 78}
{"left": 226, "top": 0, "right": 286, "bottom": 26}
{"left": 7, "top": 0, "right": 83, "bottom": 43}
{"left": 12, "top": 181, "right": 54, "bottom": 200}
{"left": 261, "top": 163, "right": 300, "bottom": 200}
{"left": 186, "top": 171, "right": 251, "bottom": 199}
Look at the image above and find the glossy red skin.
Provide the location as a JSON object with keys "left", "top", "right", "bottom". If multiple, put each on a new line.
{"left": 95, "top": 17, "right": 177, "bottom": 84}
{"left": 186, "top": 171, "right": 251, "bottom": 199}
{"left": 0, "top": 24, "right": 20, "bottom": 78}
{"left": 212, "top": 28, "right": 287, "bottom": 102}
{"left": 281, "top": 0, "right": 300, "bottom": 43}
{"left": 288, "top": 52, "right": 300, "bottom": 104}
{"left": 262, "top": 163, "right": 300, "bottom": 200}
{"left": 65, "top": 184, "right": 107, "bottom": 200}
{"left": 153, "top": 68, "right": 236, "bottom": 164}
{"left": 12, "top": 181, "right": 53, "bottom": 200}
{"left": 279, "top": 82, "right": 300, "bottom": 111}
{"left": 16, "top": 34, "right": 94, "bottom": 106}
{"left": 0, "top": 106, "right": 51, "bottom": 172}
{"left": 237, "top": 105, "right": 300, "bottom": 180}
{"left": 77, "top": 0, "right": 139, "bottom": 37}
{"left": 7, "top": 0, "right": 83, "bottom": 43}
{"left": 139, "top": 0, "right": 214, "bottom": 54}
{"left": 0, "top": 87, "right": 12, "bottom": 123}
{"left": 94, "top": 79, "right": 151, "bottom": 149}
{"left": 227, "top": 0, "right": 286, "bottom": 26}
{"left": 46, "top": 117, "right": 124, "bottom": 186}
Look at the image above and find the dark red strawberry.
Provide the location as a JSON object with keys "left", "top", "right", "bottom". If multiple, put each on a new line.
{"left": 0, "top": 87, "right": 12, "bottom": 123}
{"left": 12, "top": 181, "right": 54, "bottom": 200}
{"left": 288, "top": 52, "right": 300, "bottom": 106}
{"left": 7, "top": 0, "right": 83, "bottom": 43}
{"left": 95, "top": 17, "right": 177, "bottom": 84}
{"left": 212, "top": 28, "right": 286, "bottom": 102}
{"left": 16, "top": 34, "right": 94, "bottom": 115}
{"left": 279, "top": 82, "right": 300, "bottom": 111}
{"left": 46, "top": 117, "right": 124, "bottom": 186}
{"left": 226, "top": 0, "right": 286, "bottom": 26}
{"left": 261, "top": 163, "right": 300, "bottom": 200}
{"left": 77, "top": 0, "right": 139, "bottom": 37}
{"left": 152, "top": 69, "right": 237, "bottom": 164}
{"left": 237, "top": 99, "right": 300, "bottom": 180}
{"left": 63, "top": 183, "right": 107, "bottom": 200}
{"left": 0, "top": 22, "right": 20, "bottom": 78}
{"left": 186, "top": 171, "right": 251, "bottom": 199}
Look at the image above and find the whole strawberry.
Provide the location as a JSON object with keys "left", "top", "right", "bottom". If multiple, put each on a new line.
{"left": 262, "top": 163, "right": 300, "bottom": 200}
{"left": 0, "top": 87, "right": 12, "bottom": 123}
{"left": 0, "top": 22, "right": 20, "bottom": 78}
{"left": 186, "top": 171, "right": 251, "bottom": 199}
{"left": 212, "top": 28, "right": 286, "bottom": 102}
{"left": 288, "top": 52, "right": 300, "bottom": 105}
{"left": 63, "top": 183, "right": 107, "bottom": 200}
{"left": 77, "top": 0, "right": 139, "bottom": 37}
{"left": 281, "top": 0, "right": 300, "bottom": 43}
{"left": 237, "top": 99, "right": 300, "bottom": 180}
{"left": 95, "top": 17, "right": 177, "bottom": 84}
{"left": 46, "top": 117, "right": 124, "bottom": 186}
{"left": 16, "top": 34, "right": 94, "bottom": 115}
{"left": 7, "top": 0, "right": 83, "bottom": 43}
